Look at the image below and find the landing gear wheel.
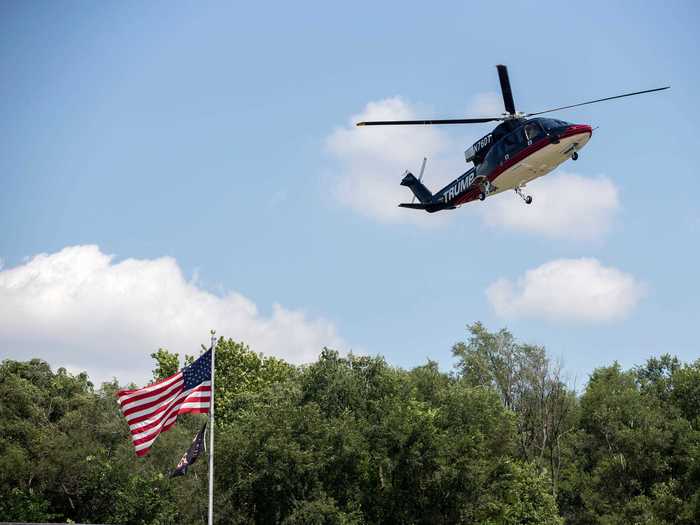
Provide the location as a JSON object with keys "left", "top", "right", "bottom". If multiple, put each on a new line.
{"left": 571, "top": 152, "right": 579, "bottom": 161}
{"left": 479, "top": 192, "right": 486, "bottom": 201}
{"left": 514, "top": 185, "right": 531, "bottom": 205}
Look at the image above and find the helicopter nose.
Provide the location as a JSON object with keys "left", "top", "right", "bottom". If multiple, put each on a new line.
{"left": 562, "top": 124, "right": 593, "bottom": 154}
{"left": 568, "top": 124, "right": 593, "bottom": 137}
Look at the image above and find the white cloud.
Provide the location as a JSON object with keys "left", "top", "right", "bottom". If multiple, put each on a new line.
{"left": 326, "top": 97, "right": 453, "bottom": 225}
{"left": 0, "top": 245, "right": 345, "bottom": 385}
{"left": 466, "top": 91, "right": 504, "bottom": 117}
{"left": 486, "top": 258, "right": 645, "bottom": 323}
{"left": 480, "top": 172, "right": 619, "bottom": 240}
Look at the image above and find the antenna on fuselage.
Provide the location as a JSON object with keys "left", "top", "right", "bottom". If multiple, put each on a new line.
{"left": 412, "top": 157, "right": 428, "bottom": 204}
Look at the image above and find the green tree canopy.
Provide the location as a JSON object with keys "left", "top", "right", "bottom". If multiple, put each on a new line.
{"left": 2, "top": 326, "right": 698, "bottom": 524}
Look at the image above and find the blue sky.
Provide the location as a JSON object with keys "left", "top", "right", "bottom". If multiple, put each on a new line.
{"left": 1, "top": 1, "right": 698, "bottom": 386}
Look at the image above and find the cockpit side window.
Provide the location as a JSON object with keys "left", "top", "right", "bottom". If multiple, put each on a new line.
{"left": 523, "top": 121, "right": 543, "bottom": 143}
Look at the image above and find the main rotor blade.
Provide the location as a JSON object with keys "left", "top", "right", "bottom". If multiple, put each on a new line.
{"left": 526, "top": 86, "right": 670, "bottom": 117}
{"left": 356, "top": 117, "right": 501, "bottom": 126}
{"left": 496, "top": 64, "right": 516, "bottom": 115}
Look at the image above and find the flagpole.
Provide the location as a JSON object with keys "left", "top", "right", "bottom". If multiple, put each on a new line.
{"left": 208, "top": 330, "right": 216, "bottom": 525}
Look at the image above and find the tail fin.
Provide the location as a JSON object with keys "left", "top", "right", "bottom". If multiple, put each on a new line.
{"left": 401, "top": 171, "right": 433, "bottom": 204}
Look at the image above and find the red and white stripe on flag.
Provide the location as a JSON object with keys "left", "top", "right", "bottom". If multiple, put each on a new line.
{"left": 117, "top": 371, "right": 211, "bottom": 456}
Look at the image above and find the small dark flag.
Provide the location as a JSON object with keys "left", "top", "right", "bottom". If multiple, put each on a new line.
{"left": 171, "top": 422, "right": 207, "bottom": 477}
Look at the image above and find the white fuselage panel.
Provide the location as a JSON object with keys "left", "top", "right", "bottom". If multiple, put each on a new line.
{"left": 491, "top": 132, "right": 591, "bottom": 194}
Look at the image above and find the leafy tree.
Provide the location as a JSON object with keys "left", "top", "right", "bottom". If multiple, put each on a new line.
{"left": 151, "top": 349, "right": 180, "bottom": 381}
{"left": 213, "top": 348, "right": 561, "bottom": 524}
{"left": 214, "top": 337, "right": 296, "bottom": 427}
{"left": 559, "top": 360, "right": 700, "bottom": 524}
{"left": 452, "top": 323, "right": 576, "bottom": 499}
{"left": 110, "top": 473, "right": 179, "bottom": 525}
{"left": 668, "top": 358, "right": 700, "bottom": 423}
{"left": 282, "top": 492, "right": 363, "bottom": 525}
{"left": 469, "top": 459, "right": 563, "bottom": 525}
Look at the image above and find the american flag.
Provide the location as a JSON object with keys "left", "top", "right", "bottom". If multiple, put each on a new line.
{"left": 117, "top": 349, "right": 212, "bottom": 456}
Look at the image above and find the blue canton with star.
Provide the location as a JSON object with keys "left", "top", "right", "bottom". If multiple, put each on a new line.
{"left": 183, "top": 349, "right": 212, "bottom": 390}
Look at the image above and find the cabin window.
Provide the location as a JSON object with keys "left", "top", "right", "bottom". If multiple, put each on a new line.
{"left": 501, "top": 131, "right": 520, "bottom": 161}
{"left": 503, "top": 131, "right": 519, "bottom": 150}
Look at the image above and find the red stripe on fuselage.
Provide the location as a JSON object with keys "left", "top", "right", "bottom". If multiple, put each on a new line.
{"left": 451, "top": 125, "right": 592, "bottom": 206}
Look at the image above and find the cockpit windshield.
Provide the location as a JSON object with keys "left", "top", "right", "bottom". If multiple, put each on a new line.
{"left": 539, "top": 118, "right": 570, "bottom": 132}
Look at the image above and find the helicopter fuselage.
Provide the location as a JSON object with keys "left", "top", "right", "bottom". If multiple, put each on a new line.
{"left": 427, "top": 118, "right": 592, "bottom": 210}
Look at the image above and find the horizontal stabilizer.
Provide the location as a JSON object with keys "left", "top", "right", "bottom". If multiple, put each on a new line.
{"left": 398, "top": 202, "right": 431, "bottom": 210}
{"left": 399, "top": 202, "right": 456, "bottom": 212}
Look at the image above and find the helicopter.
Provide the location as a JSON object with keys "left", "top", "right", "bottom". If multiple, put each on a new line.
{"left": 356, "top": 65, "right": 669, "bottom": 211}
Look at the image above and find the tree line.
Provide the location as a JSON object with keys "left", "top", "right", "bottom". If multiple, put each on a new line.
{"left": 1, "top": 322, "right": 698, "bottom": 524}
